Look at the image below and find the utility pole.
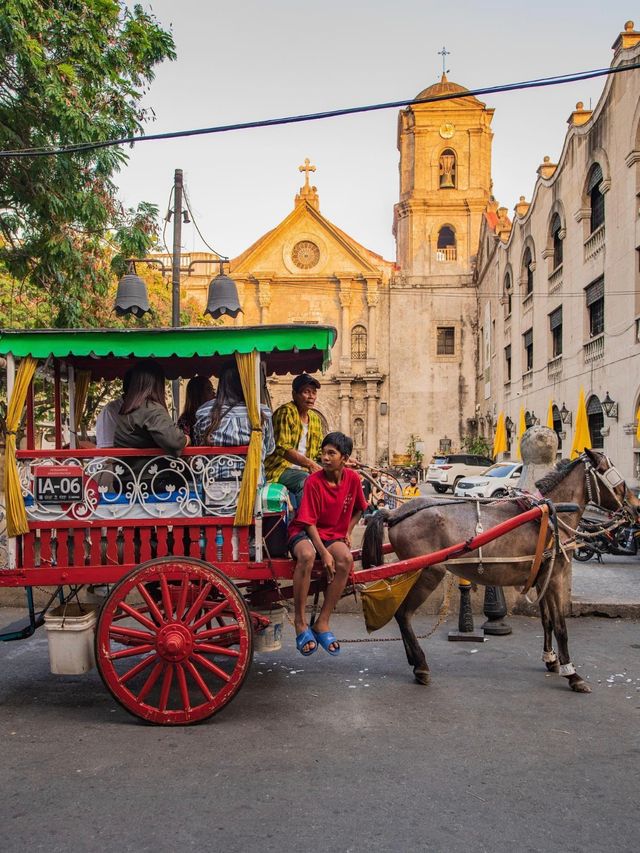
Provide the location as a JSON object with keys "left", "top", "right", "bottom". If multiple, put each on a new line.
{"left": 171, "top": 168, "right": 183, "bottom": 417}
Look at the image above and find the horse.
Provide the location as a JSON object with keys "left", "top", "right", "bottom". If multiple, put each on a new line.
{"left": 361, "top": 449, "right": 640, "bottom": 693}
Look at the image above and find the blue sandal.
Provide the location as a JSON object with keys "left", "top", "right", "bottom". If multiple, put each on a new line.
{"left": 296, "top": 628, "right": 317, "bottom": 656}
{"left": 312, "top": 628, "right": 341, "bottom": 656}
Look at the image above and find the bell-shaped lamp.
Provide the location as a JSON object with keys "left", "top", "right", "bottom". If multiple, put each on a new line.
{"left": 114, "top": 271, "right": 151, "bottom": 317}
{"left": 204, "top": 271, "right": 242, "bottom": 319}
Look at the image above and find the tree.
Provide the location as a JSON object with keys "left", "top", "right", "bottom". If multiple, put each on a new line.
{"left": 461, "top": 434, "right": 492, "bottom": 458}
{"left": 0, "top": 1, "right": 176, "bottom": 326}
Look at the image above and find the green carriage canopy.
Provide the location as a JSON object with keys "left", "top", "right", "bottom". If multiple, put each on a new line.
{"left": 0, "top": 324, "right": 337, "bottom": 379}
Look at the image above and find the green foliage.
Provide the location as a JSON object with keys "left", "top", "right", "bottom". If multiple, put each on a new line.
{"left": 406, "top": 433, "right": 424, "bottom": 467}
{"left": 0, "top": 1, "right": 175, "bottom": 325}
{"left": 461, "top": 434, "right": 492, "bottom": 458}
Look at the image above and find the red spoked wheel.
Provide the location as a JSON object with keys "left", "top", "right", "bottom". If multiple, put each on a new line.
{"left": 95, "top": 557, "right": 253, "bottom": 725}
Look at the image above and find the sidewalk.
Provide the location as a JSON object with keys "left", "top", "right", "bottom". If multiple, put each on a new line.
{"left": 572, "top": 554, "right": 640, "bottom": 617}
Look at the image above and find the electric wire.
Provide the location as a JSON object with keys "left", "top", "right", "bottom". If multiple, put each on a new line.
{"left": 1, "top": 62, "right": 639, "bottom": 159}
{"left": 182, "top": 184, "right": 225, "bottom": 259}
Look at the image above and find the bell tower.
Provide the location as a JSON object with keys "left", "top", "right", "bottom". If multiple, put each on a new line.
{"left": 394, "top": 73, "right": 494, "bottom": 279}
{"left": 388, "top": 73, "right": 495, "bottom": 462}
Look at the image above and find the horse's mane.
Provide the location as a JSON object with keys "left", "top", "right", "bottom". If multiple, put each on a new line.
{"left": 535, "top": 457, "right": 581, "bottom": 495}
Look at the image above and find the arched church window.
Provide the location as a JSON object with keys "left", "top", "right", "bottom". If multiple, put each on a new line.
{"left": 550, "top": 214, "right": 563, "bottom": 269}
{"left": 522, "top": 246, "right": 534, "bottom": 296}
{"left": 587, "top": 394, "right": 604, "bottom": 450}
{"left": 351, "top": 325, "right": 367, "bottom": 360}
{"left": 437, "top": 226, "right": 456, "bottom": 262}
{"left": 586, "top": 163, "right": 604, "bottom": 233}
{"left": 504, "top": 271, "right": 512, "bottom": 317}
{"left": 439, "top": 148, "right": 457, "bottom": 189}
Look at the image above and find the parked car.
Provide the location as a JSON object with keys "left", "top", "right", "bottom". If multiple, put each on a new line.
{"left": 427, "top": 453, "right": 494, "bottom": 494}
{"left": 454, "top": 462, "right": 523, "bottom": 498}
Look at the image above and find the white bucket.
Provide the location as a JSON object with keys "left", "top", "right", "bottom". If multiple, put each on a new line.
{"left": 44, "top": 603, "right": 100, "bottom": 675}
{"left": 253, "top": 607, "right": 286, "bottom": 653}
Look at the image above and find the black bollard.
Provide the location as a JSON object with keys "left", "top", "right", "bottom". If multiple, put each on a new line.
{"left": 481, "top": 585, "right": 513, "bottom": 635}
{"left": 448, "top": 579, "right": 485, "bottom": 642}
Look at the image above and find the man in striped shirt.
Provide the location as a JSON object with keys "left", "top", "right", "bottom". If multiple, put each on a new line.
{"left": 265, "top": 374, "right": 324, "bottom": 507}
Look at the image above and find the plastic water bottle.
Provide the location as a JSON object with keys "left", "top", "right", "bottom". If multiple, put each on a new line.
{"left": 216, "top": 527, "right": 224, "bottom": 562}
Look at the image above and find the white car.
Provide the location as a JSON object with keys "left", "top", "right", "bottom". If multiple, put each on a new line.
{"left": 454, "top": 462, "right": 523, "bottom": 498}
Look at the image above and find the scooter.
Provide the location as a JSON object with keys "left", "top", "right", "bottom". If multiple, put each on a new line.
{"left": 573, "top": 520, "right": 640, "bottom": 562}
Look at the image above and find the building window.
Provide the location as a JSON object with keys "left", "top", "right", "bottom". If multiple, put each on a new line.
{"left": 522, "top": 247, "right": 534, "bottom": 296}
{"left": 504, "top": 271, "right": 512, "bottom": 317}
{"left": 351, "top": 324, "right": 367, "bottom": 359}
{"left": 585, "top": 277, "right": 604, "bottom": 337}
{"left": 504, "top": 344, "right": 511, "bottom": 382}
{"left": 587, "top": 163, "right": 605, "bottom": 233}
{"left": 523, "top": 328, "right": 533, "bottom": 372}
{"left": 549, "top": 306, "right": 563, "bottom": 357}
{"left": 551, "top": 213, "right": 563, "bottom": 269}
{"left": 587, "top": 395, "right": 604, "bottom": 449}
{"left": 437, "top": 226, "right": 456, "bottom": 261}
{"left": 437, "top": 326, "right": 455, "bottom": 355}
{"left": 439, "top": 149, "right": 457, "bottom": 189}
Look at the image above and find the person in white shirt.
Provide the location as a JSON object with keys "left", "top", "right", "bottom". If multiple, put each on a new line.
{"left": 95, "top": 367, "right": 133, "bottom": 448}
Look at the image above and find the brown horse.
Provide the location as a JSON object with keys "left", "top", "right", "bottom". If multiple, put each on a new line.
{"left": 361, "top": 449, "right": 639, "bottom": 693}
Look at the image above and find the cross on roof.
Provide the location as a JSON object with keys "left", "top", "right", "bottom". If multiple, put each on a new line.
{"left": 299, "top": 157, "right": 316, "bottom": 189}
{"left": 438, "top": 46, "right": 450, "bottom": 76}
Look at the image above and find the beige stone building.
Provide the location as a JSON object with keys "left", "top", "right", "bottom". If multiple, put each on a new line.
{"left": 167, "top": 21, "right": 639, "bottom": 479}
{"left": 474, "top": 21, "right": 640, "bottom": 486}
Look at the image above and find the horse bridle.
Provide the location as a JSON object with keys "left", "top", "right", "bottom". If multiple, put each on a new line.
{"left": 579, "top": 451, "right": 636, "bottom": 520}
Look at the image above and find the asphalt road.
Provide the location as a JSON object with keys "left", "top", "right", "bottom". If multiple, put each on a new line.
{"left": 1, "top": 611, "right": 638, "bottom": 853}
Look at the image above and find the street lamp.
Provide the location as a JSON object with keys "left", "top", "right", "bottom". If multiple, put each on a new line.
{"left": 114, "top": 261, "right": 151, "bottom": 317}
{"left": 204, "top": 260, "right": 243, "bottom": 318}
{"left": 559, "top": 402, "right": 572, "bottom": 425}
{"left": 601, "top": 391, "right": 618, "bottom": 420}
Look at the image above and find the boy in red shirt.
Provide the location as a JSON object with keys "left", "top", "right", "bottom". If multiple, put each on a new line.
{"left": 288, "top": 432, "right": 368, "bottom": 656}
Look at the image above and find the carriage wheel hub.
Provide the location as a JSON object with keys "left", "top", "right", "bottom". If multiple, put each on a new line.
{"left": 156, "top": 623, "right": 193, "bottom": 662}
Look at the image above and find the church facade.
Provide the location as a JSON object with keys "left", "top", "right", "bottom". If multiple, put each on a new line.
{"left": 170, "top": 20, "right": 639, "bottom": 482}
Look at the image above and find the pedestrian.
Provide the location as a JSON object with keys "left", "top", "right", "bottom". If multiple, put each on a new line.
{"left": 403, "top": 476, "right": 421, "bottom": 499}
{"left": 265, "top": 373, "right": 324, "bottom": 508}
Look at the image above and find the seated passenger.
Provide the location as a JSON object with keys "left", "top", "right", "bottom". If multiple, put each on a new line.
{"left": 264, "top": 373, "right": 324, "bottom": 509}
{"left": 193, "top": 362, "right": 275, "bottom": 481}
{"left": 95, "top": 366, "right": 134, "bottom": 448}
{"left": 287, "top": 432, "right": 368, "bottom": 657}
{"left": 114, "top": 360, "right": 188, "bottom": 477}
{"left": 178, "top": 375, "right": 215, "bottom": 442}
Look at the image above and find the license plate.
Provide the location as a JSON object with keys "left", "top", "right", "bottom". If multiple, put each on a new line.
{"left": 34, "top": 465, "right": 84, "bottom": 505}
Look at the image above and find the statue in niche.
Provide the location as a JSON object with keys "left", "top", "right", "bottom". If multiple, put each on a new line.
{"left": 353, "top": 418, "right": 365, "bottom": 449}
{"left": 439, "top": 149, "right": 456, "bottom": 188}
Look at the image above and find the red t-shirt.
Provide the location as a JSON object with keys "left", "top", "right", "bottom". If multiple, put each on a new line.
{"left": 288, "top": 467, "right": 368, "bottom": 542}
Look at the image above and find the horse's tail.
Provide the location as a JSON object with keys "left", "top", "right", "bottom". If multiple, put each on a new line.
{"left": 362, "top": 508, "right": 390, "bottom": 569}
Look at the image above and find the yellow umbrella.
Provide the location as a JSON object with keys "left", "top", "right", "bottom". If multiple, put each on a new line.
{"left": 570, "top": 386, "right": 592, "bottom": 458}
{"left": 492, "top": 411, "right": 508, "bottom": 459}
{"left": 636, "top": 406, "right": 640, "bottom": 442}
{"left": 515, "top": 406, "right": 526, "bottom": 460}
{"left": 546, "top": 399, "right": 554, "bottom": 429}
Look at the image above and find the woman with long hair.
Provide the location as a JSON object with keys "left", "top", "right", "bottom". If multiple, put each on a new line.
{"left": 178, "top": 375, "right": 215, "bottom": 441}
{"left": 114, "top": 360, "right": 188, "bottom": 466}
{"left": 193, "top": 361, "right": 274, "bottom": 480}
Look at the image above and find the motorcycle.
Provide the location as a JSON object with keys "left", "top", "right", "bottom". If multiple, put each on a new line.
{"left": 573, "top": 519, "right": 640, "bottom": 562}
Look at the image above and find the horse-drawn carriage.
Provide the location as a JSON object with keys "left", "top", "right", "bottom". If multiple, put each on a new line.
{"left": 1, "top": 324, "right": 638, "bottom": 723}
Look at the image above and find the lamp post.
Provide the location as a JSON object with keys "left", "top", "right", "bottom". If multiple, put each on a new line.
{"left": 114, "top": 167, "right": 243, "bottom": 417}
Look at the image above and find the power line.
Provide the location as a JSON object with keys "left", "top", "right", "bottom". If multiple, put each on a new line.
{"left": 1, "top": 62, "right": 639, "bottom": 159}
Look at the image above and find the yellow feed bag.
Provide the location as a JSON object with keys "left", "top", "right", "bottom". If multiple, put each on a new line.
{"left": 361, "top": 569, "right": 422, "bottom": 633}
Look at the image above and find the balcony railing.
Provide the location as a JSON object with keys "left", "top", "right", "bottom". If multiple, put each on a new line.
{"left": 583, "top": 334, "right": 604, "bottom": 363}
{"left": 547, "top": 356, "right": 563, "bottom": 380}
{"left": 548, "top": 264, "right": 563, "bottom": 293}
{"left": 522, "top": 293, "right": 533, "bottom": 314}
{"left": 436, "top": 247, "right": 457, "bottom": 262}
{"left": 522, "top": 370, "right": 533, "bottom": 390}
{"left": 584, "top": 224, "right": 605, "bottom": 262}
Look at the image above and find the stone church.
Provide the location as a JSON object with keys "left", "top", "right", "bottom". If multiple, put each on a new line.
{"left": 171, "top": 71, "right": 495, "bottom": 467}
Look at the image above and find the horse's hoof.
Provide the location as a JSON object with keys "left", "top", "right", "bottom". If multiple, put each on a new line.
{"left": 545, "top": 661, "right": 560, "bottom": 673}
{"left": 413, "top": 668, "right": 430, "bottom": 686}
{"left": 569, "top": 678, "right": 592, "bottom": 693}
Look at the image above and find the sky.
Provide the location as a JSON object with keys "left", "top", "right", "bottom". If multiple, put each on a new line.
{"left": 117, "top": 1, "right": 634, "bottom": 262}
